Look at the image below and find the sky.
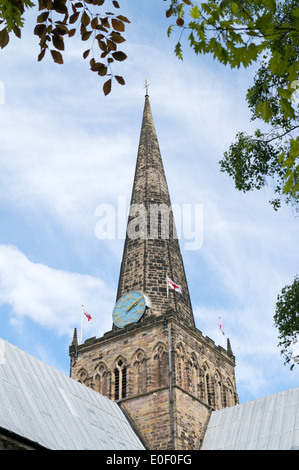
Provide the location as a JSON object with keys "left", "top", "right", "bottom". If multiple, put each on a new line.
{"left": 0, "top": 0, "right": 298, "bottom": 405}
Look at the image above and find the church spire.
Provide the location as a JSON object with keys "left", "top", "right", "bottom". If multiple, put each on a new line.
{"left": 116, "top": 94, "right": 195, "bottom": 330}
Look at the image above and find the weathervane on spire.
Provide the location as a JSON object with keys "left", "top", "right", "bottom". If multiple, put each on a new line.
{"left": 144, "top": 79, "right": 150, "bottom": 96}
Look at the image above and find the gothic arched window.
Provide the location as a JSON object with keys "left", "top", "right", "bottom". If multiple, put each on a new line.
{"left": 153, "top": 342, "right": 168, "bottom": 388}
{"left": 203, "top": 363, "right": 213, "bottom": 407}
{"left": 188, "top": 352, "right": 199, "bottom": 397}
{"left": 214, "top": 371, "right": 222, "bottom": 409}
{"left": 223, "top": 378, "right": 234, "bottom": 407}
{"left": 175, "top": 343, "right": 185, "bottom": 389}
{"left": 114, "top": 358, "right": 127, "bottom": 400}
{"left": 94, "top": 362, "right": 109, "bottom": 397}
{"left": 133, "top": 349, "right": 147, "bottom": 395}
{"left": 78, "top": 368, "right": 88, "bottom": 386}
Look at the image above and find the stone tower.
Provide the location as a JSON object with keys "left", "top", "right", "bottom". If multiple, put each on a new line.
{"left": 69, "top": 92, "right": 238, "bottom": 450}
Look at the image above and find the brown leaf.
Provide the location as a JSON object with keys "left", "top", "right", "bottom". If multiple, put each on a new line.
{"left": 69, "top": 12, "right": 80, "bottom": 24}
{"left": 0, "top": 28, "right": 9, "bottom": 49}
{"left": 110, "top": 31, "right": 126, "bottom": 44}
{"left": 37, "top": 48, "right": 46, "bottom": 62}
{"left": 98, "top": 39, "right": 107, "bottom": 52}
{"left": 103, "top": 78, "right": 112, "bottom": 96}
{"left": 106, "top": 39, "right": 117, "bottom": 51}
{"left": 97, "top": 66, "right": 107, "bottom": 76}
{"left": 83, "top": 49, "right": 90, "bottom": 59}
{"left": 81, "top": 30, "right": 92, "bottom": 41}
{"left": 54, "top": 2, "right": 67, "bottom": 14}
{"left": 112, "top": 51, "right": 127, "bottom": 61}
{"left": 54, "top": 24, "right": 69, "bottom": 36}
{"left": 91, "top": 62, "right": 105, "bottom": 72}
{"left": 50, "top": 49, "right": 63, "bottom": 64}
{"left": 39, "top": 0, "right": 48, "bottom": 10}
{"left": 37, "top": 11, "right": 50, "bottom": 23}
{"left": 12, "top": 26, "right": 21, "bottom": 39}
{"left": 111, "top": 18, "right": 124, "bottom": 32}
{"left": 116, "top": 15, "right": 130, "bottom": 23}
{"left": 81, "top": 11, "right": 90, "bottom": 27}
{"left": 166, "top": 7, "right": 173, "bottom": 18}
{"left": 34, "top": 23, "right": 47, "bottom": 39}
{"left": 176, "top": 18, "right": 184, "bottom": 27}
{"left": 52, "top": 35, "right": 65, "bottom": 51}
{"left": 91, "top": 17, "right": 98, "bottom": 29}
{"left": 115, "top": 75, "right": 125, "bottom": 85}
{"left": 100, "top": 17, "right": 110, "bottom": 29}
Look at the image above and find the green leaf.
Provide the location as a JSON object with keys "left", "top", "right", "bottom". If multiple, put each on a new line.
{"left": 231, "top": 2, "right": 238, "bottom": 15}
{"left": 174, "top": 42, "right": 183, "bottom": 60}
{"left": 190, "top": 5, "right": 200, "bottom": 19}
{"left": 256, "top": 100, "right": 272, "bottom": 122}
{"left": 167, "top": 25, "right": 173, "bottom": 37}
{"left": 280, "top": 97, "right": 296, "bottom": 121}
{"left": 261, "top": 0, "right": 277, "bottom": 13}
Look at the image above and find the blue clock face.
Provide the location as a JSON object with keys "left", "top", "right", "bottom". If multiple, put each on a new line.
{"left": 112, "top": 291, "right": 146, "bottom": 328}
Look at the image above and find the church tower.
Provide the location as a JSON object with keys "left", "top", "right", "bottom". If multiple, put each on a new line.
{"left": 69, "top": 91, "right": 238, "bottom": 450}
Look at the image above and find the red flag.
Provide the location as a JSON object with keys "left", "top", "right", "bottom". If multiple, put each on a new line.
{"left": 219, "top": 317, "right": 225, "bottom": 336}
{"left": 84, "top": 310, "right": 93, "bottom": 322}
{"left": 167, "top": 276, "right": 182, "bottom": 293}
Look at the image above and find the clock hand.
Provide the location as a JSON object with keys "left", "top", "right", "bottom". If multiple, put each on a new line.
{"left": 126, "top": 296, "right": 142, "bottom": 312}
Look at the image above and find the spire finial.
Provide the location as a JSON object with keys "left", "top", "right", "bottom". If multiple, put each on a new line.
{"left": 144, "top": 79, "right": 150, "bottom": 96}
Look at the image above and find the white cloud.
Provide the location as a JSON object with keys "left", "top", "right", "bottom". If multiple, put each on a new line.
{"left": 0, "top": 244, "right": 115, "bottom": 337}
{"left": 0, "top": 1, "right": 298, "bottom": 404}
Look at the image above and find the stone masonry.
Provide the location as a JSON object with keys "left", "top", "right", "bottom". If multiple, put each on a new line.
{"left": 69, "top": 93, "right": 239, "bottom": 450}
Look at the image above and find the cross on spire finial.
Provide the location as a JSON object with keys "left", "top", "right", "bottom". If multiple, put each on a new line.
{"left": 144, "top": 79, "right": 150, "bottom": 96}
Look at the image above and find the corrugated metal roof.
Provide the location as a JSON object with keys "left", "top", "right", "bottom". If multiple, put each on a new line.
{"left": 201, "top": 387, "right": 299, "bottom": 450}
{"left": 0, "top": 338, "right": 144, "bottom": 450}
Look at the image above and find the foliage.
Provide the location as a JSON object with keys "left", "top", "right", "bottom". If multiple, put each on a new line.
{"left": 0, "top": 0, "right": 130, "bottom": 95}
{"left": 165, "top": 0, "right": 299, "bottom": 212}
{"left": 274, "top": 276, "right": 299, "bottom": 369}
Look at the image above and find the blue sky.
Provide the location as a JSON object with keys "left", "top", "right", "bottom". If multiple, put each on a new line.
{"left": 0, "top": 1, "right": 298, "bottom": 404}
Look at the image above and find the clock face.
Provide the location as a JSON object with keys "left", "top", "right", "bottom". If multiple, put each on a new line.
{"left": 112, "top": 291, "right": 147, "bottom": 328}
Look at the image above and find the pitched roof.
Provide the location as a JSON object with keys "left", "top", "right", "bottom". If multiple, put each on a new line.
{"left": 201, "top": 387, "right": 299, "bottom": 450}
{"left": 0, "top": 338, "right": 144, "bottom": 450}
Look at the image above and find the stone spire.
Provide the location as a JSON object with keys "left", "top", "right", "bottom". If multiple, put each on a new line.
{"left": 116, "top": 93, "right": 195, "bottom": 330}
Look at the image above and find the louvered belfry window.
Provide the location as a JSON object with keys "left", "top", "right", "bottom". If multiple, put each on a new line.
{"left": 114, "top": 359, "right": 127, "bottom": 400}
